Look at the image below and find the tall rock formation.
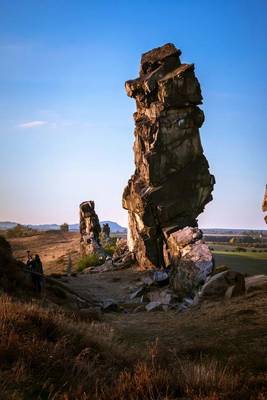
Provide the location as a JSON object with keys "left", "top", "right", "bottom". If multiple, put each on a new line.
{"left": 263, "top": 185, "right": 267, "bottom": 224}
{"left": 80, "top": 201, "right": 102, "bottom": 255}
{"left": 123, "top": 43, "right": 215, "bottom": 277}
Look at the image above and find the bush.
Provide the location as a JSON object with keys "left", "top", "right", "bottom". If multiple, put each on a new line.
{"left": 103, "top": 243, "right": 116, "bottom": 256}
{"left": 6, "top": 224, "right": 38, "bottom": 238}
{"left": 77, "top": 254, "right": 104, "bottom": 272}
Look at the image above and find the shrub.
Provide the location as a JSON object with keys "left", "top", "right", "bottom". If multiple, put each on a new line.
{"left": 103, "top": 243, "right": 116, "bottom": 256}
{"left": 77, "top": 254, "right": 104, "bottom": 272}
{"left": 6, "top": 224, "right": 38, "bottom": 238}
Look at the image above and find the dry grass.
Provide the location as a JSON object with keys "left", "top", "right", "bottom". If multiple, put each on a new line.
{"left": 0, "top": 294, "right": 129, "bottom": 399}
{"left": 2, "top": 232, "right": 267, "bottom": 399}
{"left": 0, "top": 294, "right": 267, "bottom": 399}
{"left": 9, "top": 231, "right": 80, "bottom": 275}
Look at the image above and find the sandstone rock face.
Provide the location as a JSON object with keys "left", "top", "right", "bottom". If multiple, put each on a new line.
{"left": 80, "top": 201, "right": 102, "bottom": 255}
{"left": 123, "top": 43, "right": 215, "bottom": 275}
{"left": 263, "top": 185, "right": 267, "bottom": 224}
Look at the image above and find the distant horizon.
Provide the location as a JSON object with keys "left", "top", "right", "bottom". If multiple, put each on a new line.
{"left": 1, "top": 218, "right": 267, "bottom": 232}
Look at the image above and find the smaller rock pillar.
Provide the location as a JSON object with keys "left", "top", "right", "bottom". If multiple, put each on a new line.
{"left": 79, "top": 201, "right": 102, "bottom": 255}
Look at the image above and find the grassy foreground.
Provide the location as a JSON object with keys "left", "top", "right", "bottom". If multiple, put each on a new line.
{"left": 0, "top": 292, "right": 267, "bottom": 400}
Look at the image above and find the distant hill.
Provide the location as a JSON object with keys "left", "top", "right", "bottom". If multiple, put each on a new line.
{"left": 0, "top": 220, "right": 127, "bottom": 234}
{"left": 0, "top": 221, "right": 17, "bottom": 230}
{"left": 100, "top": 221, "right": 127, "bottom": 233}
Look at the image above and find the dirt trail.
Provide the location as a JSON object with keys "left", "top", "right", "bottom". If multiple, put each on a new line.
{"left": 61, "top": 268, "right": 147, "bottom": 305}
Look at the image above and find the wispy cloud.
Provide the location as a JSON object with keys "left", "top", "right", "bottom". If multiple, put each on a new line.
{"left": 16, "top": 119, "right": 128, "bottom": 131}
{"left": 18, "top": 120, "right": 49, "bottom": 129}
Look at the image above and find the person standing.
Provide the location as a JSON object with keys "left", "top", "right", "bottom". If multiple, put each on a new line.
{"left": 31, "top": 254, "right": 44, "bottom": 293}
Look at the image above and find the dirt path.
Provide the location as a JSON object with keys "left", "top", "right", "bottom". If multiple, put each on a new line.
{"left": 61, "top": 267, "right": 147, "bottom": 305}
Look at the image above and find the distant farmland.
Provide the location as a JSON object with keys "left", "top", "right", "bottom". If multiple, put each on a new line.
{"left": 213, "top": 250, "right": 267, "bottom": 275}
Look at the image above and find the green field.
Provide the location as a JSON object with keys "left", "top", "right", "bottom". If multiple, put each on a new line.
{"left": 213, "top": 250, "right": 267, "bottom": 275}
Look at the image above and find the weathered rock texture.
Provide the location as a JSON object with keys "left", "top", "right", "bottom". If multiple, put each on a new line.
{"left": 112, "top": 238, "right": 135, "bottom": 268}
{"left": 263, "top": 185, "right": 267, "bottom": 224}
{"left": 101, "top": 223, "right": 111, "bottom": 241}
{"left": 197, "top": 270, "right": 245, "bottom": 303}
{"left": 168, "top": 227, "right": 214, "bottom": 297}
{"left": 80, "top": 201, "right": 102, "bottom": 255}
{"left": 123, "top": 43, "right": 215, "bottom": 272}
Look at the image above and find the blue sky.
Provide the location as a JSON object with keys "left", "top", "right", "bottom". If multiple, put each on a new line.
{"left": 0, "top": 0, "right": 266, "bottom": 229}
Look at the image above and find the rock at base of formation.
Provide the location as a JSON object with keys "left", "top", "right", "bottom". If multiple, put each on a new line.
{"left": 196, "top": 270, "right": 245, "bottom": 303}
{"left": 263, "top": 185, "right": 267, "bottom": 224}
{"left": 112, "top": 238, "right": 135, "bottom": 268}
{"left": 168, "top": 227, "right": 214, "bottom": 298}
{"left": 80, "top": 201, "right": 102, "bottom": 255}
{"left": 245, "top": 275, "right": 267, "bottom": 293}
{"left": 122, "top": 43, "right": 215, "bottom": 296}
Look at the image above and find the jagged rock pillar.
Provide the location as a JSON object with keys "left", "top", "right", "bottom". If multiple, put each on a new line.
{"left": 122, "top": 43, "right": 215, "bottom": 288}
{"left": 79, "top": 201, "right": 102, "bottom": 255}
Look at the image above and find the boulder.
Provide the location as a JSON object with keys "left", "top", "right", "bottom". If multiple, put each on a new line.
{"left": 169, "top": 228, "right": 214, "bottom": 298}
{"left": 198, "top": 270, "right": 245, "bottom": 301}
{"left": 141, "top": 275, "right": 155, "bottom": 286}
{"left": 148, "top": 287, "right": 178, "bottom": 305}
{"left": 83, "top": 259, "right": 113, "bottom": 274}
{"left": 129, "top": 285, "right": 146, "bottom": 300}
{"left": 145, "top": 301, "right": 162, "bottom": 312}
{"left": 153, "top": 270, "right": 170, "bottom": 286}
{"left": 102, "top": 299, "right": 119, "bottom": 312}
{"left": 245, "top": 275, "right": 267, "bottom": 293}
{"left": 167, "top": 226, "right": 202, "bottom": 248}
